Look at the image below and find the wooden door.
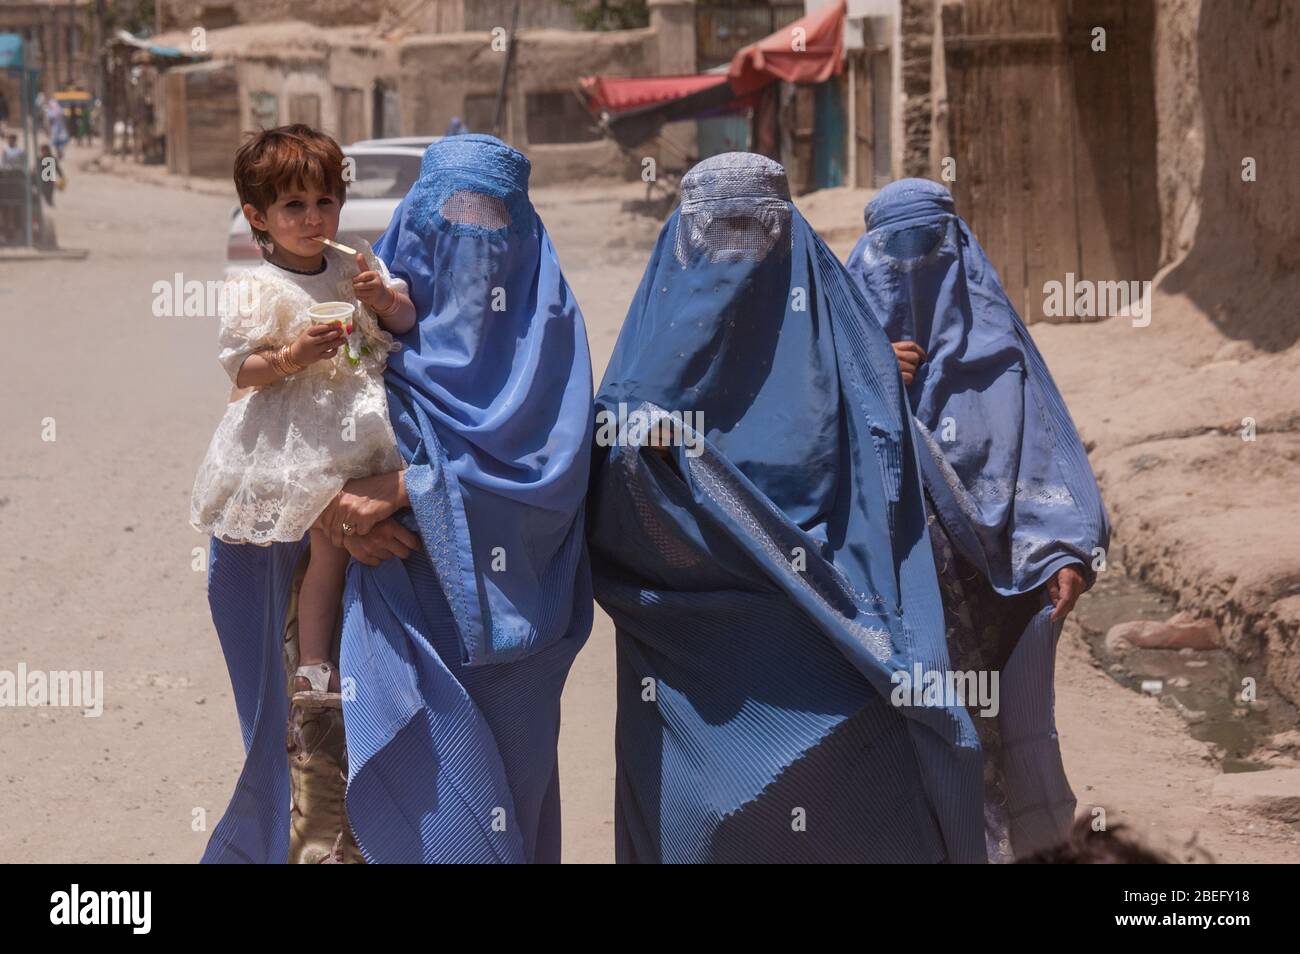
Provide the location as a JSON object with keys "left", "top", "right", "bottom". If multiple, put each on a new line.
{"left": 289, "top": 93, "right": 321, "bottom": 129}
{"left": 786, "top": 84, "right": 817, "bottom": 196}
{"left": 941, "top": 0, "right": 1159, "bottom": 323}
{"left": 332, "top": 87, "right": 366, "bottom": 147}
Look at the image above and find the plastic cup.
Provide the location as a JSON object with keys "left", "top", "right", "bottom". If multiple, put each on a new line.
{"left": 307, "top": 301, "right": 355, "bottom": 330}
{"left": 307, "top": 301, "right": 358, "bottom": 364}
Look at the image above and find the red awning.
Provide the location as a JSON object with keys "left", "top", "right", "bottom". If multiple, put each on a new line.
{"left": 577, "top": 0, "right": 846, "bottom": 145}
{"left": 580, "top": 74, "right": 731, "bottom": 115}
{"left": 728, "top": 0, "right": 846, "bottom": 95}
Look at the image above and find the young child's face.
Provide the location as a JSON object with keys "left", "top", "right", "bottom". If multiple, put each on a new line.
{"left": 245, "top": 180, "right": 342, "bottom": 259}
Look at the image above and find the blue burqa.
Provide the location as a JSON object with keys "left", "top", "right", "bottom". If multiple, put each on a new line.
{"left": 845, "top": 178, "right": 1110, "bottom": 856}
{"left": 201, "top": 134, "right": 594, "bottom": 863}
{"left": 588, "top": 153, "right": 987, "bottom": 863}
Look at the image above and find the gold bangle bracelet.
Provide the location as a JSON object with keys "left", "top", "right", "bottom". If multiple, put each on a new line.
{"left": 267, "top": 344, "right": 304, "bottom": 376}
{"left": 282, "top": 345, "right": 306, "bottom": 374}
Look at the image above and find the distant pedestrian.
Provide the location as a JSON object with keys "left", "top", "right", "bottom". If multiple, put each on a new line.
{"left": 1, "top": 133, "right": 23, "bottom": 169}
{"left": 0, "top": 134, "right": 25, "bottom": 242}
{"left": 37, "top": 143, "right": 62, "bottom": 206}
{"left": 45, "top": 99, "right": 69, "bottom": 158}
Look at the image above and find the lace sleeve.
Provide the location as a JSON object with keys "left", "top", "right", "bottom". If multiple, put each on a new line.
{"left": 216, "top": 270, "right": 288, "bottom": 384}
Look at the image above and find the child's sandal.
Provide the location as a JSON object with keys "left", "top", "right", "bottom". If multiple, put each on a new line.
{"left": 292, "top": 661, "right": 341, "bottom": 708}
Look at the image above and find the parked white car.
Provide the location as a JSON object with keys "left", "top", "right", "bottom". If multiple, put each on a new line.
{"left": 225, "top": 143, "right": 428, "bottom": 275}
{"left": 347, "top": 136, "right": 443, "bottom": 150}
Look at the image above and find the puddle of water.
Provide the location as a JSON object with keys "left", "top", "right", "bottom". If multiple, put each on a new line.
{"left": 1073, "top": 570, "right": 1299, "bottom": 773}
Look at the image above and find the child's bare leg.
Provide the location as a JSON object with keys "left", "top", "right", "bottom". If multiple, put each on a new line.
{"left": 294, "top": 528, "right": 350, "bottom": 693}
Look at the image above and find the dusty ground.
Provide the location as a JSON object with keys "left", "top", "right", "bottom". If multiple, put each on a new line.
{"left": 1031, "top": 292, "right": 1300, "bottom": 710}
{"left": 0, "top": 145, "right": 1294, "bottom": 862}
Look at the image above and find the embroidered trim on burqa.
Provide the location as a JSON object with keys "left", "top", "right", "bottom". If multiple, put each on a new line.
{"left": 404, "top": 134, "right": 534, "bottom": 240}
{"left": 674, "top": 152, "right": 793, "bottom": 266}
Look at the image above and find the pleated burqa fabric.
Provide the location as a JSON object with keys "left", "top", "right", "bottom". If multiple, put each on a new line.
{"left": 201, "top": 135, "right": 593, "bottom": 863}
{"left": 589, "top": 153, "right": 987, "bottom": 863}
{"left": 845, "top": 178, "right": 1111, "bottom": 858}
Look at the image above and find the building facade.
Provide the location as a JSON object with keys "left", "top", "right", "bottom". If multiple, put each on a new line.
{"left": 0, "top": 0, "right": 94, "bottom": 113}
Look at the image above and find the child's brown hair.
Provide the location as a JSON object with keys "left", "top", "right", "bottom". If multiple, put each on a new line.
{"left": 1017, "top": 816, "right": 1178, "bottom": 864}
{"left": 233, "top": 124, "right": 347, "bottom": 249}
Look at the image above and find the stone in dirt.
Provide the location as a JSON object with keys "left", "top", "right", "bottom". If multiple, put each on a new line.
{"left": 1268, "top": 730, "right": 1300, "bottom": 755}
{"left": 1105, "top": 611, "right": 1222, "bottom": 652}
{"left": 1211, "top": 769, "right": 1300, "bottom": 824}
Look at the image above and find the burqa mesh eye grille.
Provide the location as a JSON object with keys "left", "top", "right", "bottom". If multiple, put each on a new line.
{"left": 861, "top": 217, "right": 956, "bottom": 272}
{"left": 674, "top": 152, "right": 793, "bottom": 265}
{"left": 701, "top": 214, "right": 779, "bottom": 260}
{"left": 439, "top": 190, "right": 512, "bottom": 230}
{"left": 882, "top": 223, "right": 946, "bottom": 259}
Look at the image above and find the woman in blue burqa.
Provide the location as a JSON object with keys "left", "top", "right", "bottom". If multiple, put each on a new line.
{"left": 200, "top": 134, "right": 594, "bottom": 863}
{"left": 588, "top": 152, "right": 990, "bottom": 863}
{"left": 845, "top": 178, "right": 1110, "bottom": 861}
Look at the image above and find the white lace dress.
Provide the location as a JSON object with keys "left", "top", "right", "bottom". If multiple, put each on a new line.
{"left": 190, "top": 235, "right": 406, "bottom": 546}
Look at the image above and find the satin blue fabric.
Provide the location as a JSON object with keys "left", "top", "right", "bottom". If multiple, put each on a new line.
{"left": 589, "top": 154, "right": 986, "bottom": 863}
{"left": 845, "top": 178, "right": 1109, "bottom": 595}
{"left": 845, "top": 178, "right": 1110, "bottom": 856}
{"left": 372, "top": 134, "right": 595, "bottom": 667}
{"left": 200, "top": 135, "right": 593, "bottom": 863}
{"left": 200, "top": 531, "right": 588, "bottom": 863}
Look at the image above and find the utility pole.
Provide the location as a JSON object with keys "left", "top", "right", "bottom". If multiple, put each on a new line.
{"left": 491, "top": 0, "right": 521, "bottom": 139}
{"left": 67, "top": 0, "right": 76, "bottom": 87}
{"left": 20, "top": 37, "right": 33, "bottom": 247}
{"left": 94, "top": 0, "right": 108, "bottom": 148}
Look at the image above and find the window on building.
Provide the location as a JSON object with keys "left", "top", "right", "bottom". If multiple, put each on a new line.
{"left": 199, "top": 5, "right": 239, "bottom": 30}
{"left": 373, "top": 82, "right": 400, "bottom": 139}
{"left": 696, "top": 1, "right": 805, "bottom": 69}
{"left": 249, "top": 92, "right": 278, "bottom": 131}
{"left": 462, "top": 93, "right": 501, "bottom": 135}
{"left": 333, "top": 87, "right": 366, "bottom": 147}
{"left": 524, "top": 91, "right": 600, "bottom": 145}
{"left": 289, "top": 93, "right": 321, "bottom": 128}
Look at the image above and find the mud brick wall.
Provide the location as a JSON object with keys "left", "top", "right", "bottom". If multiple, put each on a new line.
{"left": 900, "top": 0, "right": 937, "bottom": 177}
